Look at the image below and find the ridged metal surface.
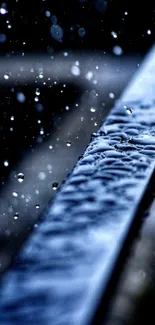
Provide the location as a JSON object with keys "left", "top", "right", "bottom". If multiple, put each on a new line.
{"left": 0, "top": 48, "right": 155, "bottom": 325}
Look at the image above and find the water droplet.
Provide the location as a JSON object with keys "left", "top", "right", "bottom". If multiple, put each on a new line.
{"left": 39, "top": 73, "right": 43, "bottom": 79}
{"left": 78, "top": 27, "right": 86, "bottom": 37}
{"left": 12, "top": 191, "right": 18, "bottom": 197}
{"left": 65, "top": 106, "right": 70, "bottom": 111}
{"left": 147, "top": 29, "right": 151, "bottom": 35}
{"left": 86, "top": 71, "right": 93, "bottom": 80}
{"left": 113, "top": 45, "right": 123, "bottom": 56}
{"left": 38, "top": 172, "right": 46, "bottom": 180}
{"left": 40, "top": 128, "right": 44, "bottom": 135}
{"left": 45, "top": 10, "right": 51, "bottom": 17}
{"left": 50, "top": 24, "right": 63, "bottom": 42}
{"left": 17, "top": 92, "right": 25, "bottom": 103}
{"left": 18, "top": 173, "right": 24, "bottom": 183}
{"left": 0, "top": 33, "right": 6, "bottom": 43}
{"left": 10, "top": 116, "right": 14, "bottom": 121}
{"left": 71, "top": 65, "right": 81, "bottom": 76}
{"left": 111, "top": 31, "right": 117, "bottom": 39}
{"left": 52, "top": 182, "right": 58, "bottom": 190}
{"left": 90, "top": 107, "right": 96, "bottom": 113}
{"left": 0, "top": 8, "right": 8, "bottom": 15}
{"left": 4, "top": 74, "right": 9, "bottom": 80}
{"left": 14, "top": 212, "right": 19, "bottom": 220}
{"left": 109, "top": 92, "right": 115, "bottom": 99}
{"left": 35, "top": 88, "right": 40, "bottom": 96}
{"left": 36, "top": 204, "right": 40, "bottom": 209}
{"left": 126, "top": 107, "right": 132, "bottom": 114}
{"left": 4, "top": 160, "right": 9, "bottom": 167}
{"left": 66, "top": 141, "right": 71, "bottom": 147}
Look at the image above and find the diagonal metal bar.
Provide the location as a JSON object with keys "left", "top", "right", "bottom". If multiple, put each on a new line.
{"left": 0, "top": 47, "right": 155, "bottom": 325}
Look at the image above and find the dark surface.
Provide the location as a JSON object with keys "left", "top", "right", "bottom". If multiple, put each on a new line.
{"left": 0, "top": 49, "right": 155, "bottom": 324}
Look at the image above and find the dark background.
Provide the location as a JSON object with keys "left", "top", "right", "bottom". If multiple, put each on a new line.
{"left": 0, "top": 0, "right": 155, "bottom": 188}
{"left": 0, "top": 0, "right": 155, "bottom": 55}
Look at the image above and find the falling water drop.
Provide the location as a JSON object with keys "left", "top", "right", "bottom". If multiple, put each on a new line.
{"left": 52, "top": 182, "right": 58, "bottom": 191}
{"left": 18, "top": 173, "right": 24, "bottom": 183}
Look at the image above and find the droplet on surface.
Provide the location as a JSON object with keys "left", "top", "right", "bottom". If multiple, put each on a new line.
{"left": 52, "top": 182, "right": 58, "bottom": 191}
{"left": 36, "top": 204, "right": 40, "bottom": 210}
{"left": 18, "top": 173, "right": 24, "bottom": 183}
{"left": 126, "top": 107, "right": 133, "bottom": 115}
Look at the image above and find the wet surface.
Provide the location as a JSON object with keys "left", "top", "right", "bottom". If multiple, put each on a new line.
{"left": 0, "top": 97, "right": 155, "bottom": 324}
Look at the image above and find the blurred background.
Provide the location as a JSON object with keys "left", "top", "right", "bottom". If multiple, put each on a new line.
{"left": 0, "top": 1, "right": 155, "bottom": 324}
{"left": 0, "top": 0, "right": 155, "bottom": 283}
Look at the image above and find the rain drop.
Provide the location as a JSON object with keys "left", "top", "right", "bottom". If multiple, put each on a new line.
{"left": 78, "top": 27, "right": 86, "bottom": 38}
{"left": 0, "top": 33, "right": 6, "bottom": 43}
{"left": 4, "top": 160, "right": 9, "bottom": 167}
{"left": 4, "top": 74, "right": 9, "bottom": 80}
{"left": 17, "top": 92, "right": 25, "bottom": 103}
{"left": 111, "top": 31, "right": 117, "bottom": 39}
{"left": 109, "top": 92, "right": 115, "bottom": 99}
{"left": 18, "top": 172, "right": 24, "bottom": 183}
{"left": 38, "top": 172, "right": 46, "bottom": 180}
{"left": 0, "top": 8, "right": 8, "bottom": 15}
{"left": 14, "top": 212, "right": 19, "bottom": 220}
{"left": 71, "top": 65, "right": 81, "bottom": 76}
{"left": 90, "top": 107, "right": 96, "bottom": 113}
{"left": 66, "top": 141, "right": 71, "bottom": 147}
{"left": 113, "top": 45, "right": 123, "bottom": 56}
{"left": 12, "top": 191, "right": 18, "bottom": 197}
{"left": 50, "top": 24, "right": 63, "bottom": 42}
{"left": 35, "top": 88, "right": 40, "bottom": 96}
